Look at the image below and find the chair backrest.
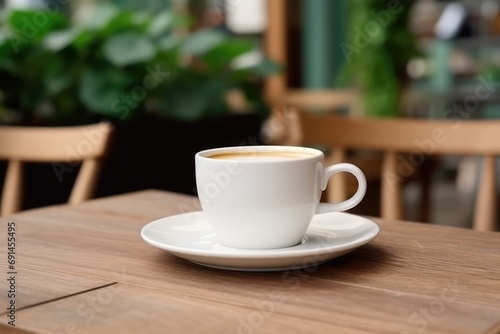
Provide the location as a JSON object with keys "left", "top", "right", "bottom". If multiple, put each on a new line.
{"left": 0, "top": 122, "right": 114, "bottom": 216}
{"left": 279, "top": 89, "right": 360, "bottom": 112}
{"left": 262, "top": 89, "right": 361, "bottom": 145}
{"left": 297, "top": 111, "right": 500, "bottom": 231}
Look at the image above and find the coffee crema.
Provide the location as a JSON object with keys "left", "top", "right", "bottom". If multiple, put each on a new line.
{"left": 208, "top": 151, "right": 314, "bottom": 161}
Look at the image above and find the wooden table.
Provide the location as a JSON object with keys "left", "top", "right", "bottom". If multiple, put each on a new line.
{"left": 1, "top": 190, "right": 500, "bottom": 334}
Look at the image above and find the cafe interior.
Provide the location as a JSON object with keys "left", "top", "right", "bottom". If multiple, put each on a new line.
{"left": 1, "top": 1, "right": 500, "bottom": 333}
{"left": 2, "top": 0, "right": 500, "bottom": 229}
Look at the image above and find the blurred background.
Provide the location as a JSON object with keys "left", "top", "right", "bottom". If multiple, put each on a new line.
{"left": 1, "top": 0, "right": 500, "bottom": 229}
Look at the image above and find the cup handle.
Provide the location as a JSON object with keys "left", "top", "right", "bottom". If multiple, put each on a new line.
{"left": 317, "top": 163, "right": 367, "bottom": 214}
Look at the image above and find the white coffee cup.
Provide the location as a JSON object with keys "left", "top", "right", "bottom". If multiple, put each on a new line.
{"left": 195, "top": 145, "right": 366, "bottom": 249}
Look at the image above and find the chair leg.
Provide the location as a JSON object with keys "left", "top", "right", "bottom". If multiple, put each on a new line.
{"left": 327, "top": 148, "right": 347, "bottom": 203}
{"left": 1, "top": 161, "right": 23, "bottom": 216}
{"left": 382, "top": 152, "right": 403, "bottom": 221}
{"left": 473, "top": 156, "right": 496, "bottom": 231}
{"left": 69, "top": 159, "right": 101, "bottom": 205}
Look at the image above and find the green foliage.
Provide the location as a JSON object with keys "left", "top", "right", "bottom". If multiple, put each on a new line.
{"left": 339, "top": 0, "right": 417, "bottom": 117}
{"left": 0, "top": 4, "right": 278, "bottom": 125}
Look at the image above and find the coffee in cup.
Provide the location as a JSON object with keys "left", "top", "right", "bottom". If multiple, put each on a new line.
{"left": 209, "top": 151, "right": 313, "bottom": 161}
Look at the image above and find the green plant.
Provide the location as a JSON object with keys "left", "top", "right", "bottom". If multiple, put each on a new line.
{"left": 339, "top": 0, "right": 417, "bottom": 117}
{"left": 0, "top": 4, "right": 278, "bottom": 125}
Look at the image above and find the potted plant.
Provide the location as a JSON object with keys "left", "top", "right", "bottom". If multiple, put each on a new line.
{"left": 0, "top": 3, "right": 279, "bottom": 206}
{"left": 338, "top": 0, "right": 417, "bottom": 118}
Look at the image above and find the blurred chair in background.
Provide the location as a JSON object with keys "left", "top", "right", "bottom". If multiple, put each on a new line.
{"left": 296, "top": 111, "right": 500, "bottom": 231}
{"left": 0, "top": 122, "right": 113, "bottom": 216}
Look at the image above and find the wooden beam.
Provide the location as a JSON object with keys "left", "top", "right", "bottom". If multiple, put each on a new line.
{"left": 264, "top": 0, "right": 287, "bottom": 102}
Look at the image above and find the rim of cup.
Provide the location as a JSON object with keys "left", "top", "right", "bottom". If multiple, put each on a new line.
{"left": 196, "top": 145, "right": 324, "bottom": 163}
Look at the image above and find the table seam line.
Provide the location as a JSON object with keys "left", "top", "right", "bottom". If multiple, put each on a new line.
{"left": 0, "top": 282, "right": 118, "bottom": 316}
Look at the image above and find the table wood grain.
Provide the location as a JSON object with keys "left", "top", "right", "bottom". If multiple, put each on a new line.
{"left": 1, "top": 190, "right": 499, "bottom": 334}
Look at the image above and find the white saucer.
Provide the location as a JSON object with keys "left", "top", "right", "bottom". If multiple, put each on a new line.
{"left": 140, "top": 211, "right": 379, "bottom": 271}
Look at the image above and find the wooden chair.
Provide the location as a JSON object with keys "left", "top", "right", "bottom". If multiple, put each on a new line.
{"left": 297, "top": 111, "right": 500, "bottom": 231}
{"left": 0, "top": 122, "right": 114, "bottom": 216}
